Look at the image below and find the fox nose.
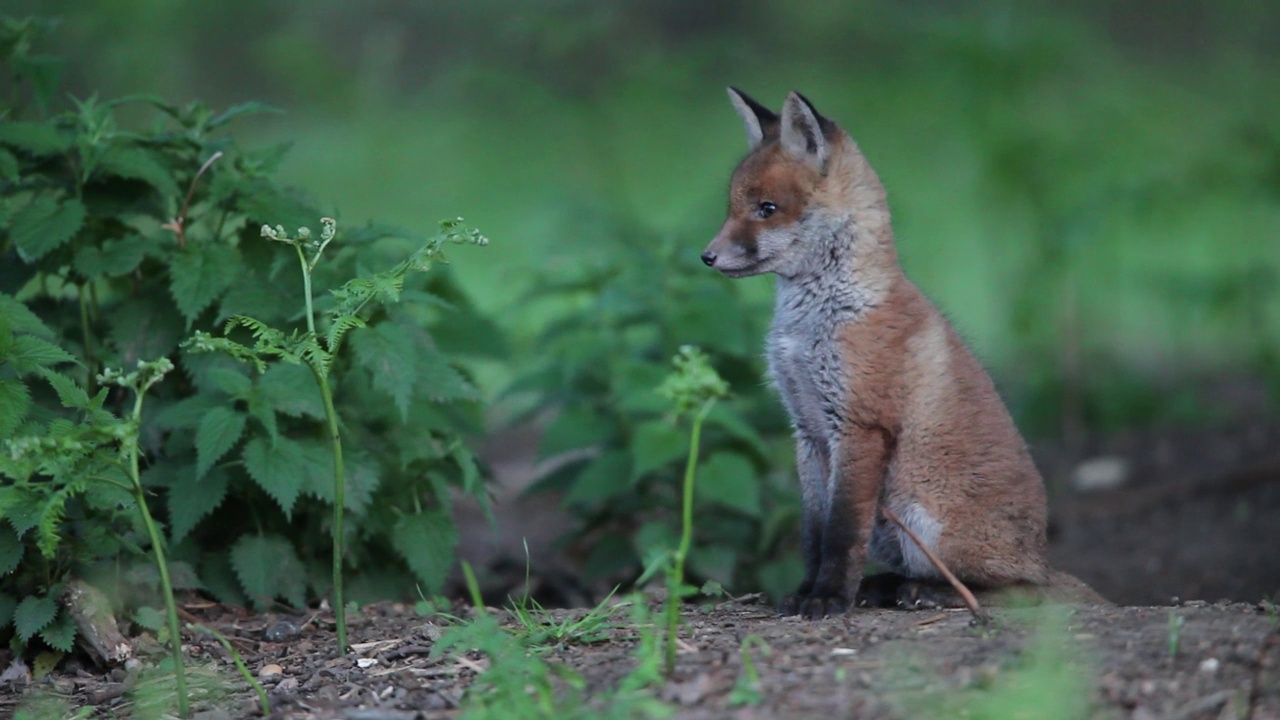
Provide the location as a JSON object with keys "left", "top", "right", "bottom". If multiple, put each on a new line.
{"left": 700, "top": 251, "right": 717, "bottom": 267}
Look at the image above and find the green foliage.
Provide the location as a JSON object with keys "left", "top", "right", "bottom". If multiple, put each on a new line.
{"left": 506, "top": 542, "right": 626, "bottom": 652}
{"left": 434, "top": 564, "right": 670, "bottom": 719}
{"left": 511, "top": 234, "right": 797, "bottom": 601}
{"left": 893, "top": 609, "right": 1094, "bottom": 720}
{"left": 0, "top": 14, "right": 499, "bottom": 660}
{"left": 728, "top": 636, "right": 769, "bottom": 707}
{"left": 647, "top": 346, "right": 727, "bottom": 674}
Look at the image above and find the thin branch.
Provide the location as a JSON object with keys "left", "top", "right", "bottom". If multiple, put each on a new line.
{"left": 162, "top": 151, "right": 223, "bottom": 249}
{"left": 882, "top": 506, "right": 990, "bottom": 625}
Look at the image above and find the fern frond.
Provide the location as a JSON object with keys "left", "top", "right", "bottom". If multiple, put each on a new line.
{"left": 325, "top": 315, "right": 366, "bottom": 356}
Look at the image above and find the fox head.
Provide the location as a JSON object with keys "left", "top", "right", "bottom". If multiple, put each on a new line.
{"left": 701, "top": 88, "right": 890, "bottom": 279}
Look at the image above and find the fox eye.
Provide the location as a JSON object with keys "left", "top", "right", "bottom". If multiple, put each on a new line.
{"left": 756, "top": 201, "right": 777, "bottom": 219}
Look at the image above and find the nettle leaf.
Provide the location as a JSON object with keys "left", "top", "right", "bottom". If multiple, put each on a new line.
{"left": 39, "top": 609, "right": 76, "bottom": 652}
{"left": 14, "top": 594, "right": 58, "bottom": 642}
{"left": 246, "top": 393, "right": 278, "bottom": 441}
{"left": 565, "top": 451, "right": 632, "bottom": 508}
{"left": 0, "top": 294, "right": 54, "bottom": 337}
{"left": 696, "top": 452, "right": 761, "bottom": 518}
{"left": 153, "top": 393, "right": 224, "bottom": 430}
{"left": 169, "top": 242, "right": 240, "bottom": 325}
{"left": 301, "top": 449, "right": 379, "bottom": 514}
{"left": 0, "top": 523, "right": 22, "bottom": 575}
{"left": 73, "top": 234, "right": 152, "bottom": 278}
{"left": 196, "top": 407, "right": 246, "bottom": 478}
{"left": 4, "top": 488, "right": 43, "bottom": 538}
{"left": 418, "top": 344, "right": 478, "bottom": 403}
{"left": 133, "top": 606, "right": 166, "bottom": 632}
{"left": 11, "top": 196, "right": 86, "bottom": 261}
{"left": 631, "top": 420, "right": 688, "bottom": 480}
{"left": 689, "top": 544, "right": 738, "bottom": 587}
{"left": 391, "top": 510, "right": 457, "bottom": 596}
{"left": 38, "top": 368, "right": 89, "bottom": 410}
{"left": 0, "top": 378, "right": 32, "bottom": 437}
{"left": 199, "top": 550, "right": 249, "bottom": 607}
{"left": 108, "top": 297, "right": 185, "bottom": 365}
{"left": 351, "top": 323, "right": 417, "bottom": 421}
{"left": 229, "top": 533, "right": 307, "bottom": 609}
{"left": 96, "top": 145, "right": 181, "bottom": 199}
{"left": 0, "top": 148, "right": 18, "bottom": 181}
{"left": 706, "top": 404, "right": 770, "bottom": 459}
{"left": 259, "top": 363, "right": 324, "bottom": 419}
{"left": 242, "top": 436, "right": 316, "bottom": 518}
{"left": 207, "top": 367, "right": 253, "bottom": 399}
{"left": 168, "top": 466, "right": 229, "bottom": 544}
{"left": 0, "top": 121, "right": 71, "bottom": 155}
{"left": 7, "top": 335, "right": 77, "bottom": 373}
{"left": 207, "top": 100, "right": 281, "bottom": 130}
{"left": 540, "top": 406, "right": 613, "bottom": 459}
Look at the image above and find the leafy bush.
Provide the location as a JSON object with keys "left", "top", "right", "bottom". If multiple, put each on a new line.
{"left": 508, "top": 223, "right": 802, "bottom": 601}
{"left": 0, "top": 15, "right": 500, "bottom": 657}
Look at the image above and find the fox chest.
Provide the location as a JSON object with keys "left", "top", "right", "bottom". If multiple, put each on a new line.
{"left": 765, "top": 322, "right": 848, "bottom": 438}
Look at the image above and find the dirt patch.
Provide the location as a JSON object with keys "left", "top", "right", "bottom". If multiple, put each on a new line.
{"left": 7, "top": 598, "right": 1277, "bottom": 719}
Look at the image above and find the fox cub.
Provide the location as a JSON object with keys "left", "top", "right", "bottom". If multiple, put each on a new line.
{"left": 701, "top": 88, "right": 1104, "bottom": 619}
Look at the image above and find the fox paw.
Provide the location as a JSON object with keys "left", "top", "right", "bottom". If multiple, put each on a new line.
{"left": 779, "top": 593, "right": 804, "bottom": 616}
{"left": 896, "top": 580, "right": 964, "bottom": 610}
{"left": 796, "top": 592, "right": 849, "bottom": 620}
{"left": 855, "top": 572, "right": 909, "bottom": 608}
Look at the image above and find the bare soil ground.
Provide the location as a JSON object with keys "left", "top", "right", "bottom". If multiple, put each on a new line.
{"left": 5, "top": 420, "right": 1280, "bottom": 719}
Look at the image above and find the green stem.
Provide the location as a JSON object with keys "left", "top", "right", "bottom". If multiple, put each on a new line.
{"left": 191, "top": 624, "right": 270, "bottom": 715}
{"left": 126, "top": 390, "right": 189, "bottom": 717}
{"left": 665, "top": 399, "right": 714, "bottom": 675}
{"left": 296, "top": 245, "right": 317, "bottom": 337}
{"left": 78, "top": 284, "right": 96, "bottom": 393}
{"left": 313, "top": 367, "right": 347, "bottom": 653}
{"left": 296, "top": 241, "right": 347, "bottom": 654}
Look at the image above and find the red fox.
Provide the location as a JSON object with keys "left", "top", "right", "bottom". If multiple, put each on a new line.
{"left": 701, "top": 88, "right": 1105, "bottom": 618}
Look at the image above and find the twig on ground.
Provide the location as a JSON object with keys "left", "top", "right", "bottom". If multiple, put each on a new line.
{"left": 882, "top": 506, "right": 990, "bottom": 625}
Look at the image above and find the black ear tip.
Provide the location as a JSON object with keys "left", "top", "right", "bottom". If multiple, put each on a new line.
{"left": 789, "top": 90, "right": 816, "bottom": 110}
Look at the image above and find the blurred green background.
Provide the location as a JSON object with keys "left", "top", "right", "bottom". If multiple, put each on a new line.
{"left": 20, "top": 0, "right": 1280, "bottom": 435}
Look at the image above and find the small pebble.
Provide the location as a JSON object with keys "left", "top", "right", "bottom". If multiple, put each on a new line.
{"left": 1198, "top": 658, "right": 1220, "bottom": 674}
{"left": 356, "top": 657, "right": 379, "bottom": 669}
{"left": 259, "top": 663, "right": 284, "bottom": 679}
{"left": 265, "top": 620, "right": 302, "bottom": 643}
{"left": 1071, "top": 456, "right": 1129, "bottom": 492}
{"left": 124, "top": 658, "right": 143, "bottom": 673}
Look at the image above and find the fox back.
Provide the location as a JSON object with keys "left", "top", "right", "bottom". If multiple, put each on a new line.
{"left": 702, "top": 88, "right": 1103, "bottom": 618}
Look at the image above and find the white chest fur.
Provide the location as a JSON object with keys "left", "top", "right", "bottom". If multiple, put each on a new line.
{"left": 766, "top": 279, "right": 851, "bottom": 440}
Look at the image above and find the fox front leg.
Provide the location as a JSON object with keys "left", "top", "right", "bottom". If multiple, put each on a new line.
{"left": 796, "top": 426, "right": 887, "bottom": 619}
{"left": 780, "top": 434, "right": 830, "bottom": 615}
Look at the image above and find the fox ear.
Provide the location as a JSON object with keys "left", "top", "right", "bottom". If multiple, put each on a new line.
{"left": 780, "top": 91, "right": 830, "bottom": 169}
{"left": 726, "top": 86, "right": 778, "bottom": 149}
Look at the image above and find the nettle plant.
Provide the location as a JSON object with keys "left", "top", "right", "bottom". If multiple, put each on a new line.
{"left": 0, "top": 15, "right": 499, "bottom": 657}
{"left": 185, "top": 216, "right": 489, "bottom": 651}
{"left": 510, "top": 223, "right": 802, "bottom": 600}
